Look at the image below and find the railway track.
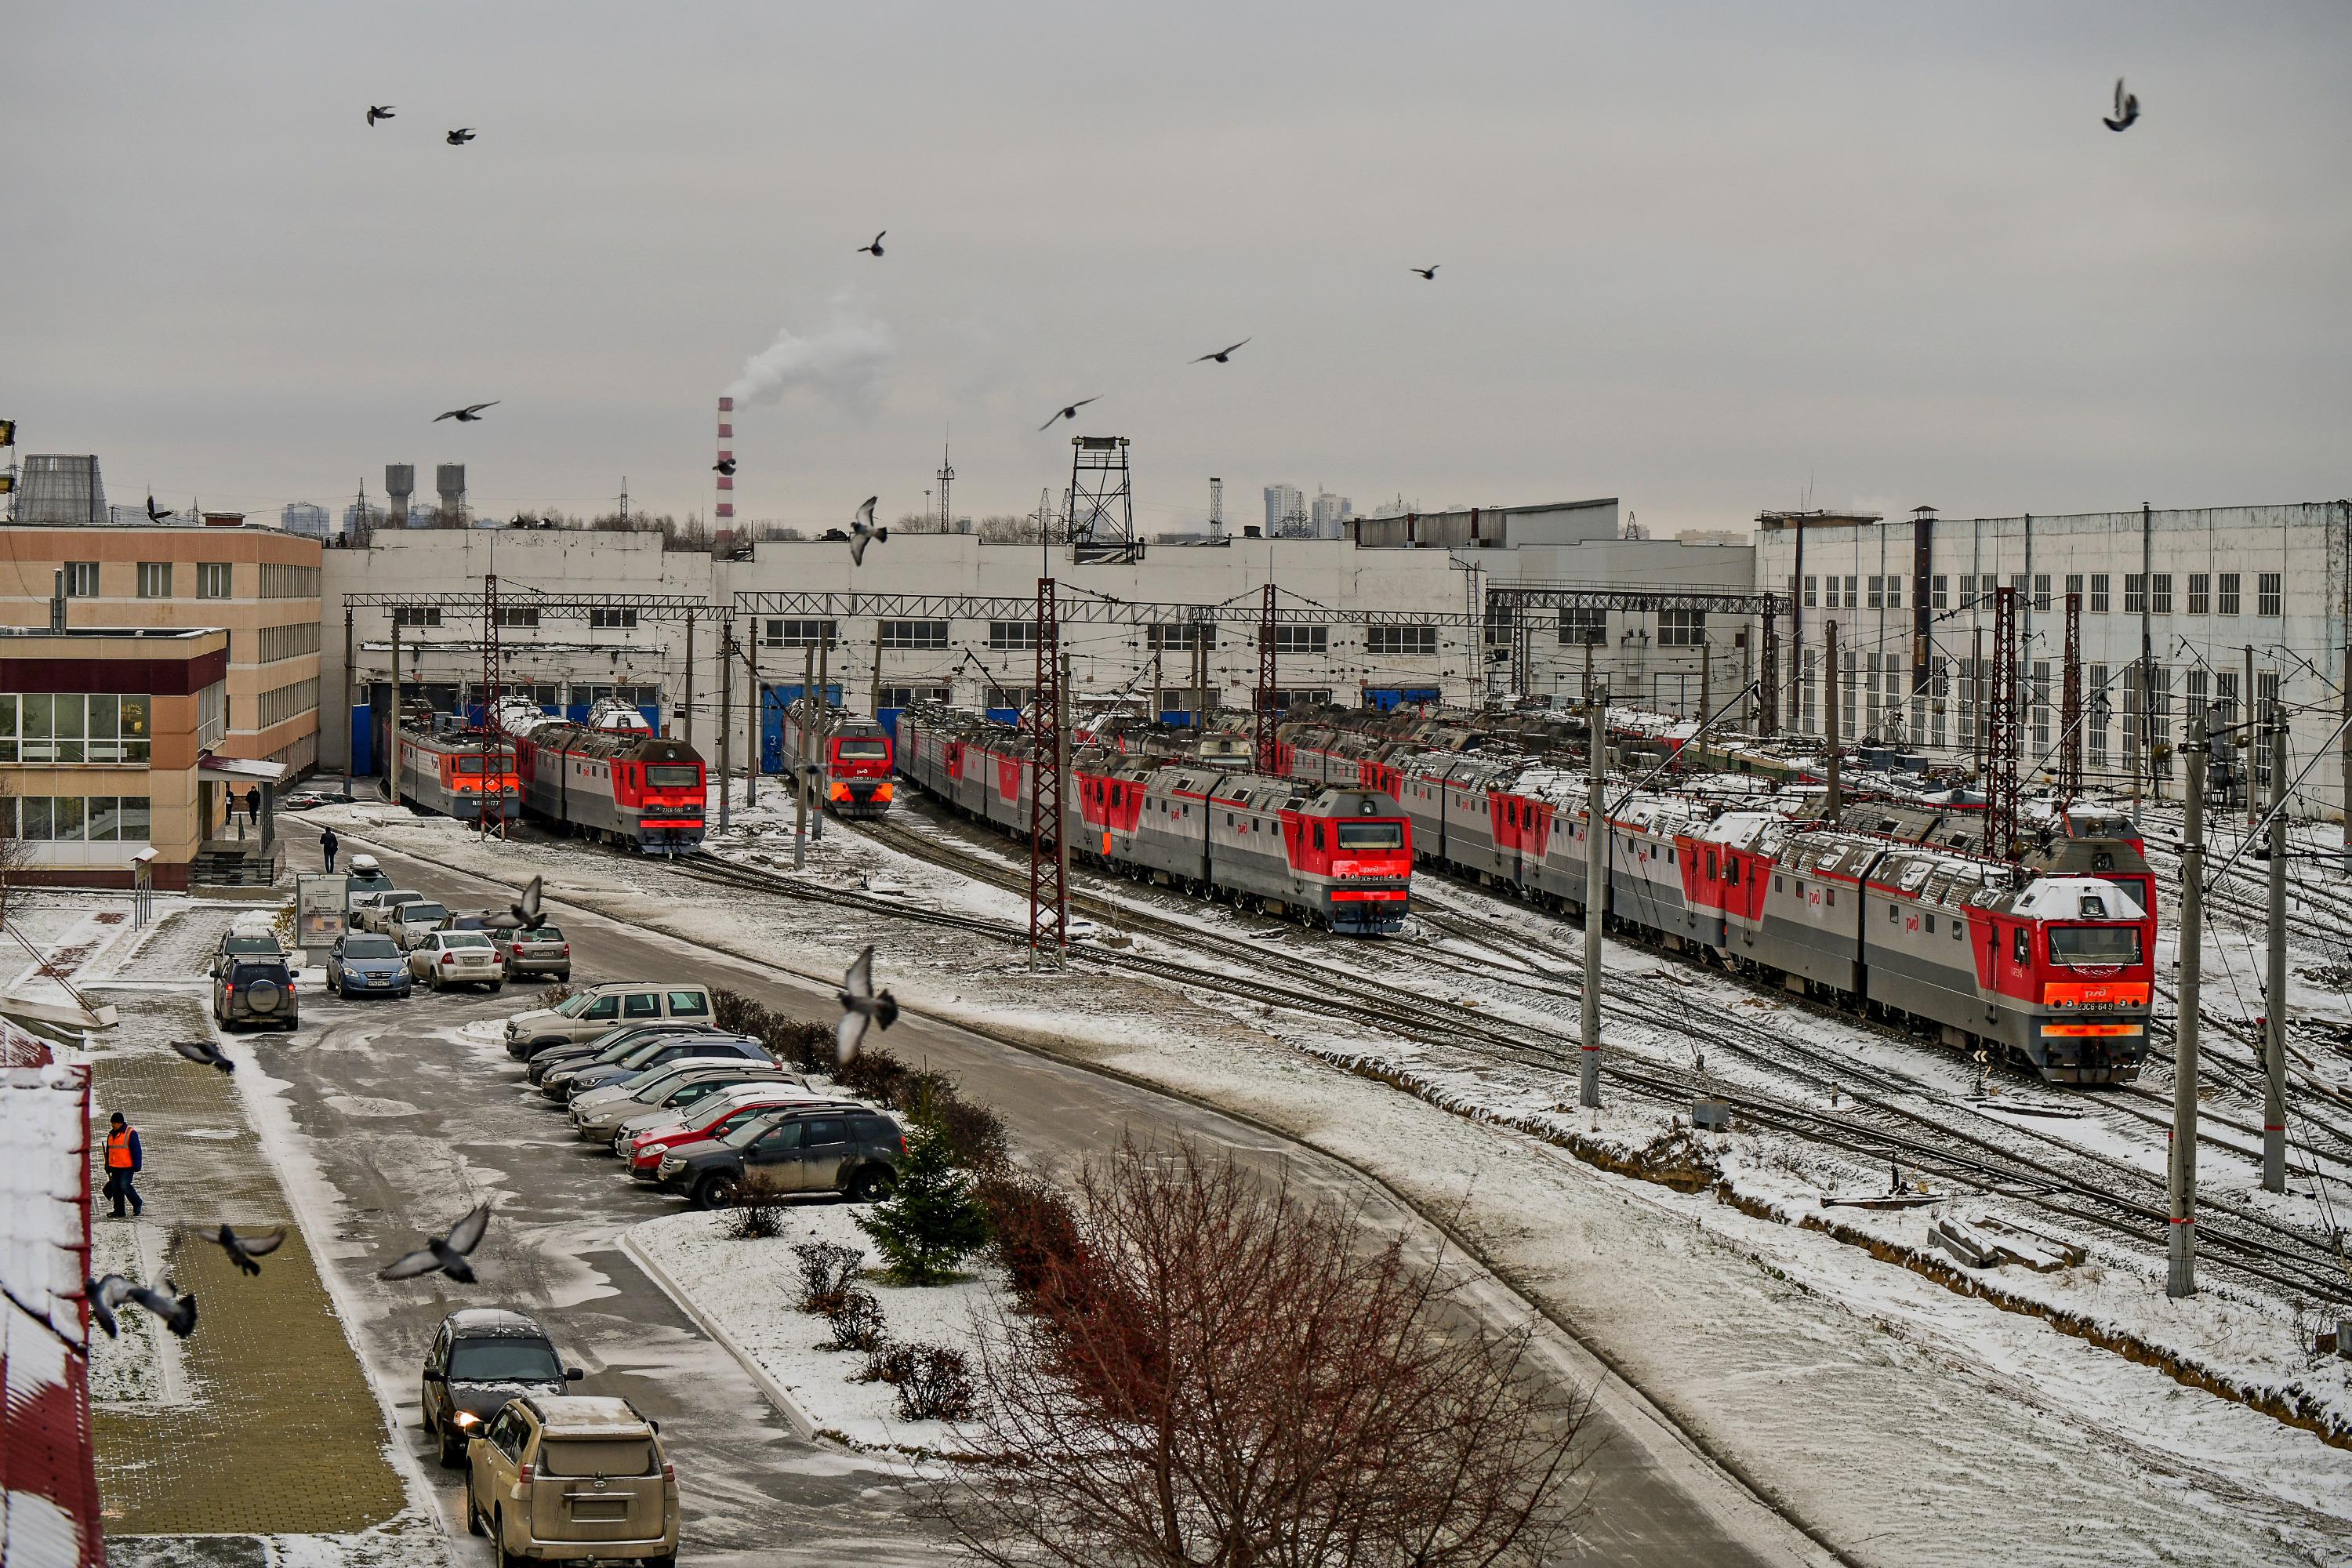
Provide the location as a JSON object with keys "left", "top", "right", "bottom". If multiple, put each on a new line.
{"left": 685, "top": 810, "right": 2352, "bottom": 1305}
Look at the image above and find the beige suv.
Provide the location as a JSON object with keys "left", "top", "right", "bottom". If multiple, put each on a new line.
{"left": 503, "top": 983, "right": 714, "bottom": 1058}
{"left": 466, "top": 1396, "right": 678, "bottom": 1566}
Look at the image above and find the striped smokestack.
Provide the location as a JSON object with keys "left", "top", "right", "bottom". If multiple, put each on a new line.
{"left": 716, "top": 396, "right": 735, "bottom": 527}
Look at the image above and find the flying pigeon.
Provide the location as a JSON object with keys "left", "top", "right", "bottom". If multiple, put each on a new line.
{"left": 2103, "top": 78, "right": 2140, "bottom": 132}
{"left": 835, "top": 944, "right": 899, "bottom": 1064}
{"left": 508, "top": 874, "right": 546, "bottom": 931}
{"left": 1038, "top": 397, "right": 1100, "bottom": 431}
{"left": 713, "top": 458, "right": 737, "bottom": 476}
{"left": 446, "top": 127, "right": 477, "bottom": 146}
{"left": 169, "top": 1038, "right": 234, "bottom": 1074}
{"left": 848, "top": 496, "right": 887, "bottom": 567}
{"left": 379, "top": 1203, "right": 492, "bottom": 1284}
{"left": 209, "top": 1225, "right": 286, "bottom": 1278}
{"left": 86, "top": 1274, "right": 198, "bottom": 1340}
{"left": 1410, "top": 265, "right": 1439, "bottom": 280}
{"left": 366, "top": 105, "right": 395, "bottom": 126}
{"left": 857, "top": 230, "right": 886, "bottom": 256}
{"left": 434, "top": 402, "right": 499, "bottom": 423}
{"left": 146, "top": 495, "right": 173, "bottom": 523}
{"left": 1192, "top": 338, "right": 1250, "bottom": 365}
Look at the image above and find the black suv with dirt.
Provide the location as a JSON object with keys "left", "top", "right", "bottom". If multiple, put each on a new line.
{"left": 658, "top": 1103, "right": 902, "bottom": 1210}
{"left": 213, "top": 955, "right": 299, "bottom": 1032}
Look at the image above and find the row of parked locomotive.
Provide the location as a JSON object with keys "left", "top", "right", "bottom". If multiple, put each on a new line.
{"left": 893, "top": 704, "right": 1414, "bottom": 935}
{"left": 1257, "top": 703, "right": 2155, "bottom": 1087}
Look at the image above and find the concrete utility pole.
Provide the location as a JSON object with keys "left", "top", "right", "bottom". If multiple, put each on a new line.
{"left": 1058, "top": 649, "right": 1074, "bottom": 934}
{"left": 2343, "top": 640, "right": 2352, "bottom": 877}
{"left": 1824, "top": 621, "right": 1842, "bottom": 818}
{"left": 2245, "top": 644, "right": 2259, "bottom": 826}
{"left": 744, "top": 629, "right": 760, "bottom": 810}
{"left": 387, "top": 621, "right": 401, "bottom": 804}
{"left": 341, "top": 609, "right": 354, "bottom": 783}
{"left": 869, "top": 637, "right": 883, "bottom": 725}
{"left": 2171, "top": 711, "right": 2206, "bottom": 1299}
{"left": 813, "top": 634, "right": 829, "bottom": 842}
{"left": 1699, "top": 637, "right": 1712, "bottom": 729}
{"left": 2264, "top": 699, "right": 2290, "bottom": 1194}
{"left": 794, "top": 644, "right": 812, "bottom": 869}
{"left": 1579, "top": 680, "right": 1607, "bottom": 1110}
{"left": 682, "top": 612, "right": 695, "bottom": 747}
{"left": 717, "top": 625, "right": 733, "bottom": 832}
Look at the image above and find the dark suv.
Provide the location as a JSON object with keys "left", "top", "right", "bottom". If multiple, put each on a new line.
{"left": 659, "top": 1103, "right": 902, "bottom": 1210}
{"left": 540, "top": 1034, "right": 769, "bottom": 1104}
{"left": 420, "top": 1308, "right": 584, "bottom": 1468}
{"left": 214, "top": 956, "right": 299, "bottom": 1032}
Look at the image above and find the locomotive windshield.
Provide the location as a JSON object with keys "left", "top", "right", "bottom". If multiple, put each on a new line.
{"left": 2049, "top": 925, "right": 2143, "bottom": 965}
{"left": 1336, "top": 821, "right": 1404, "bottom": 850}
{"left": 836, "top": 739, "right": 888, "bottom": 759}
{"left": 453, "top": 753, "right": 512, "bottom": 774}
{"left": 645, "top": 764, "right": 700, "bottom": 786}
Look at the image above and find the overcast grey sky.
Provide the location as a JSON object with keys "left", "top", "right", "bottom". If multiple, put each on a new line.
{"left": 5, "top": 2, "right": 2347, "bottom": 535}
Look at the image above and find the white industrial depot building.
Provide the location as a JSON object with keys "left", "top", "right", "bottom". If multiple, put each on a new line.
{"left": 1755, "top": 500, "right": 2352, "bottom": 818}
{"left": 314, "top": 498, "right": 1755, "bottom": 773}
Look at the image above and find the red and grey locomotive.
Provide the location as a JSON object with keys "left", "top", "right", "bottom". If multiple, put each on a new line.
{"left": 510, "top": 720, "right": 708, "bottom": 854}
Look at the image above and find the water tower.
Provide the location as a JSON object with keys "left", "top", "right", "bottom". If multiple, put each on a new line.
{"left": 435, "top": 463, "right": 466, "bottom": 524}
{"left": 384, "top": 464, "right": 415, "bottom": 527}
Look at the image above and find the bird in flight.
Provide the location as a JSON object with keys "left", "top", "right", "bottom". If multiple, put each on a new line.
{"left": 713, "top": 457, "right": 737, "bottom": 477}
{"left": 848, "top": 496, "right": 887, "bottom": 567}
{"left": 434, "top": 402, "right": 499, "bottom": 423}
{"left": 1410, "top": 266, "right": 1439, "bottom": 281}
{"left": 366, "top": 105, "right": 395, "bottom": 127}
{"left": 836, "top": 944, "right": 899, "bottom": 1064}
{"left": 207, "top": 1225, "right": 286, "bottom": 1278}
{"left": 86, "top": 1274, "right": 198, "bottom": 1340}
{"left": 1192, "top": 339, "right": 1250, "bottom": 365}
{"left": 2103, "top": 78, "right": 2140, "bottom": 132}
{"left": 508, "top": 874, "right": 547, "bottom": 931}
{"left": 1039, "top": 397, "right": 1100, "bottom": 431}
{"left": 857, "top": 230, "right": 887, "bottom": 256}
{"left": 379, "top": 1203, "right": 492, "bottom": 1283}
{"left": 146, "top": 495, "right": 174, "bottom": 524}
{"left": 169, "top": 1038, "right": 234, "bottom": 1074}
{"left": 446, "top": 128, "right": 477, "bottom": 146}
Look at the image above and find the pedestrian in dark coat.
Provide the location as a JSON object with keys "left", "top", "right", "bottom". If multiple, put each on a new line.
{"left": 103, "top": 1111, "right": 144, "bottom": 1219}
{"left": 245, "top": 786, "right": 262, "bottom": 826}
{"left": 321, "top": 827, "right": 339, "bottom": 871}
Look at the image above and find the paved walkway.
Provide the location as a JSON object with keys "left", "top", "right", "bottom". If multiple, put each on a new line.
{"left": 86, "top": 942, "right": 409, "bottom": 1541}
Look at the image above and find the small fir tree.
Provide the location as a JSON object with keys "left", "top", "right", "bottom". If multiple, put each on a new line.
{"left": 856, "top": 1125, "right": 990, "bottom": 1285}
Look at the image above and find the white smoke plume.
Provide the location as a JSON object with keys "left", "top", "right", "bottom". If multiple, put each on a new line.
{"left": 724, "top": 303, "right": 894, "bottom": 412}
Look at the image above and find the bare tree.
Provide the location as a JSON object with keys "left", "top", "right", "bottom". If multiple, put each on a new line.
{"left": 949, "top": 1138, "right": 1590, "bottom": 1568}
{"left": 976, "top": 514, "right": 1037, "bottom": 544}
{"left": 0, "top": 775, "right": 31, "bottom": 933}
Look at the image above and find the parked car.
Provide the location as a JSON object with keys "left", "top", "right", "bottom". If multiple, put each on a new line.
{"left": 215, "top": 956, "right": 299, "bottom": 1032}
{"left": 572, "top": 1063, "right": 804, "bottom": 1143}
{"left": 543, "top": 1035, "right": 770, "bottom": 1104}
{"left": 409, "top": 930, "right": 504, "bottom": 992}
{"left": 282, "top": 779, "right": 358, "bottom": 811}
{"left": 525, "top": 1023, "right": 719, "bottom": 1082}
{"left": 503, "top": 983, "right": 716, "bottom": 1057}
{"left": 625, "top": 1091, "right": 828, "bottom": 1180}
{"left": 660, "top": 1103, "right": 904, "bottom": 1210}
{"left": 465, "top": 1396, "right": 677, "bottom": 1568}
{"left": 212, "top": 922, "right": 285, "bottom": 980}
{"left": 346, "top": 855, "right": 397, "bottom": 901}
{"left": 390, "top": 901, "right": 453, "bottom": 950}
{"left": 358, "top": 889, "right": 426, "bottom": 933}
{"left": 504, "top": 924, "right": 572, "bottom": 982}
{"left": 326, "top": 931, "right": 412, "bottom": 999}
{"left": 420, "top": 1308, "right": 583, "bottom": 1468}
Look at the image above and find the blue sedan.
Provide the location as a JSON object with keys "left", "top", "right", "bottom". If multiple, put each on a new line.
{"left": 327, "top": 932, "right": 413, "bottom": 999}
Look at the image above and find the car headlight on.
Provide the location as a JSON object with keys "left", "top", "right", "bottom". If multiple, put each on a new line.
{"left": 658, "top": 1156, "right": 685, "bottom": 1178}
{"left": 452, "top": 1410, "right": 481, "bottom": 1430}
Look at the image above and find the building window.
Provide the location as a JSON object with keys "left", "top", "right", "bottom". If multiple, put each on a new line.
{"left": 986, "top": 621, "right": 1040, "bottom": 652}
{"left": 0, "top": 692, "right": 154, "bottom": 764}
{"left": 257, "top": 563, "right": 321, "bottom": 599}
{"left": 2031, "top": 660, "right": 2052, "bottom": 750}
{"left": 1931, "top": 575, "right": 1948, "bottom": 611}
{"left": 2187, "top": 573, "right": 2209, "bottom": 615}
{"left": 878, "top": 685, "right": 951, "bottom": 708}
{"left": 2089, "top": 573, "right": 2110, "bottom": 614}
{"left": 254, "top": 622, "right": 321, "bottom": 662}
{"left": 589, "top": 608, "right": 640, "bottom": 630}
{"left": 2124, "top": 574, "right": 2146, "bottom": 615}
{"left": 2033, "top": 574, "right": 2051, "bottom": 613}
{"left": 4, "top": 794, "right": 151, "bottom": 845}
{"left": 1841, "top": 649, "right": 1857, "bottom": 740}
{"left": 1930, "top": 657, "right": 1950, "bottom": 749}
{"left": 1367, "top": 625, "right": 1439, "bottom": 655}
{"left": 497, "top": 606, "right": 539, "bottom": 628}
{"left": 2089, "top": 665, "right": 2111, "bottom": 766}
{"left": 1958, "top": 575, "right": 1976, "bottom": 611}
{"left": 394, "top": 606, "right": 442, "bottom": 629}
{"left": 1271, "top": 626, "right": 1328, "bottom": 655}
{"left": 763, "top": 619, "right": 837, "bottom": 648}
{"left": 256, "top": 677, "right": 320, "bottom": 731}
{"left": 1803, "top": 576, "right": 1818, "bottom": 609}
{"left": 1866, "top": 576, "right": 1883, "bottom": 611}
{"left": 1147, "top": 624, "right": 1217, "bottom": 651}
{"left": 2064, "top": 572, "right": 2084, "bottom": 601}
{"left": 1558, "top": 608, "right": 1606, "bottom": 646}
{"left": 1658, "top": 610, "right": 1708, "bottom": 648}
{"left": 2217, "top": 572, "right": 2241, "bottom": 616}
{"left": 1886, "top": 576, "right": 1902, "bottom": 610}
{"left": 1825, "top": 577, "right": 1842, "bottom": 611}
{"left": 198, "top": 680, "right": 227, "bottom": 749}
{"left": 2259, "top": 572, "right": 2283, "bottom": 616}
{"left": 2150, "top": 573, "right": 2172, "bottom": 615}
{"left": 62, "top": 562, "right": 99, "bottom": 597}
{"left": 1802, "top": 649, "right": 1819, "bottom": 734}
{"left": 880, "top": 619, "right": 949, "bottom": 650}
{"left": 136, "top": 562, "right": 172, "bottom": 598}
{"left": 984, "top": 685, "right": 1031, "bottom": 710}
{"left": 197, "top": 562, "right": 233, "bottom": 599}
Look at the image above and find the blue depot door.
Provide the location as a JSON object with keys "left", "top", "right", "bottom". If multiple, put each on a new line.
{"left": 760, "top": 685, "right": 844, "bottom": 773}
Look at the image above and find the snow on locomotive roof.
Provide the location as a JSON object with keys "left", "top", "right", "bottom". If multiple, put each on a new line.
{"left": 2009, "top": 875, "right": 2146, "bottom": 923}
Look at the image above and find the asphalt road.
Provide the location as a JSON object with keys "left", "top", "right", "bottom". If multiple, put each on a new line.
{"left": 266, "top": 817, "right": 1813, "bottom": 1567}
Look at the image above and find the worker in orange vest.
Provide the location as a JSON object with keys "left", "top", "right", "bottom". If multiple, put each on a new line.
{"left": 103, "top": 1111, "right": 144, "bottom": 1220}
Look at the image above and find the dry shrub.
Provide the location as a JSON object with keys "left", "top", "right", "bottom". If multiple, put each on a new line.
{"left": 975, "top": 1168, "right": 1085, "bottom": 1305}
{"left": 722, "top": 1191, "right": 789, "bottom": 1241}
{"left": 535, "top": 982, "right": 576, "bottom": 1008}
{"left": 792, "top": 1240, "right": 864, "bottom": 1315}
{"left": 945, "top": 1136, "right": 1591, "bottom": 1568}
{"left": 823, "top": 1288, "right": 889, "bottom": 1353}
{"left": 894, "top": 1345, "right": 975, "bottom": 1422}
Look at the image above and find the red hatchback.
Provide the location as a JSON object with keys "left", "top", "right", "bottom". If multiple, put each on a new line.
{"left": 626, "top": 1092, "right": 820, "bottom": 1181}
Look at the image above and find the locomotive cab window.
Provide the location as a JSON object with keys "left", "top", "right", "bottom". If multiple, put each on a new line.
{"left": 2050, "top": 926, "right": 2142, "bottom": 966}
{"left": 644, "top": 764, "right": 699, "bottom": 786}
{"left": 837, "top": 739, "right": 887, "bottom": 759}
{"left": 1337, "top": 821, "right": 1402, "bottom": 850}
{"left": 2011, "top": 928, "right": 2029, "bottom": 964}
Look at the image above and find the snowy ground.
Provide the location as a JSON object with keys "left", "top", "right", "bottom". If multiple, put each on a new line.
{"left": 630, "top": 1203, "right": 996, "bottom": 1457}
{"left": 302, "top": 796, "right": 2352, "bottom": 1566}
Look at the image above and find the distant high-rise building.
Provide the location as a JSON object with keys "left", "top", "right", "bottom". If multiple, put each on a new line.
{"left": 1263, "top": 484, "right": 1303, "bottom": 535}
{"left": 1311, "top": 491, "right": 1352, "bottom": 539}
{"left": 281, "top": 502, "right": 332, "bottom": 539}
